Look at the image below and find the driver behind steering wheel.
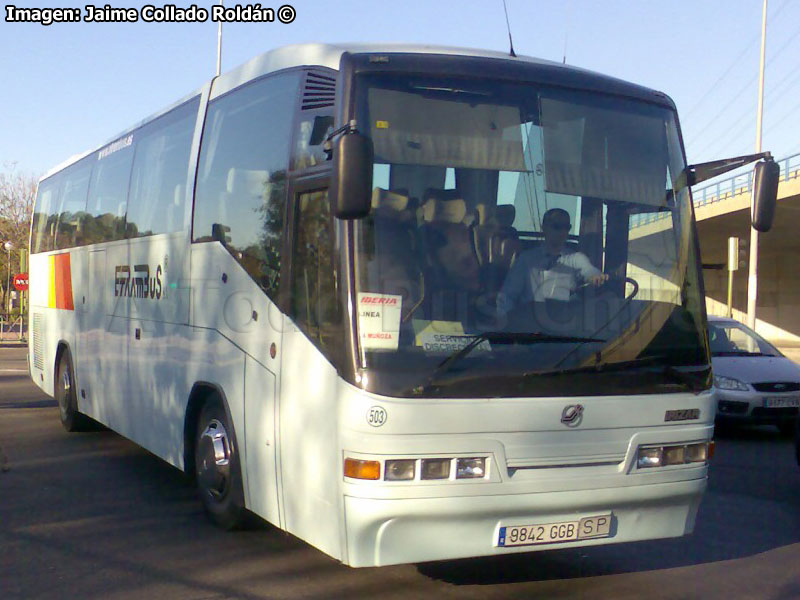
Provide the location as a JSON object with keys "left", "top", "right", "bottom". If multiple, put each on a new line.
{"left": 497, "top": 208, "right": 608, "bottom": 315}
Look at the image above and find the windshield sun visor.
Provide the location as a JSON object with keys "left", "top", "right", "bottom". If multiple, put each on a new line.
{"left": 540, "top": 96, "right": 669, "bottom": 207}
{"left": 367, "top": 87, "right": 526, "bottom": 171}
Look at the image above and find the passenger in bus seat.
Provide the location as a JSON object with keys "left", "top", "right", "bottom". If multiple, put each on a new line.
{"left": 367, "top": 188, "right": 423, "bottom": 320}
{"left": 491, "top": 205, "right": 520, "bottom": 267}
{"left": 468, "top": 203, "right": 520, "bottom": 300}
{"left": 471, "top": 203, "right": 493, "bottom": 267}
{"left": 420, "top": 195, "right": 482, "bottom": 313}
{"left": 497, "top": 208, "right": 607, "bottom": 315}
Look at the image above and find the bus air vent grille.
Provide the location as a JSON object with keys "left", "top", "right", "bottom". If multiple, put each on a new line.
{"left": 301, "top": 71, "right": 336, "bottom": 110}
{"left": 507, "top": 453, "right": 625, "bottom": 470}
{"left": 33, "top": 313, "right": 44, "bottom": 370}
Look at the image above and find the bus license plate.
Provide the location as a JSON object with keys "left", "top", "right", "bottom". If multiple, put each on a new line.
{"left": 498, "top": 514, "right": 612, "bottom": 547}
{"left": 764, "top": 396, "right": 800, "bottom": 408}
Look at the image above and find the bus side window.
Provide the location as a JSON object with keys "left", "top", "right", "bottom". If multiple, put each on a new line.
{"left": 291, "top": 70, "right": 335, "bottom": 171}
{"left": 290, "top": 189, "right": 339, "bottom": 349}
{"left": 31, "top": 177, "right": 62, "bottom": 254}
{"left": 54, "top": 160, "right": 92, "bottom": 250}
{"left": 87, "top": 139, "right": 135, "bottom": 244}
{"left": 127, "top": 97, "right": 199, "bottom": 238}
{"left": 292, "top": 113, "right": 334, "bottom": 170}
{"left": 193, "top": 72, "right": 300, "bottom": 300}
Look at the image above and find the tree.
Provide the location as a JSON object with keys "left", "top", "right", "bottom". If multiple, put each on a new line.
{"left": 0, "top": 162, "right": 38, "bottom": 312}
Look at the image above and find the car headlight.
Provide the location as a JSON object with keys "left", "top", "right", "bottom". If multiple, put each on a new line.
{"left": 714, "top": 375, "right": 749, "bottom": 391}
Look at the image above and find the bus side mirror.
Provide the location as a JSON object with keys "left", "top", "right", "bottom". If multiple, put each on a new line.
{"left": 751, "top": 160, "right": 779, "bottom": 232}
{"left": 331, "top": 132, "right": 373, "bottom": 220}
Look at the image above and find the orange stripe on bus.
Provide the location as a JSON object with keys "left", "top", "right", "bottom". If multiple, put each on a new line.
{"left": 54, "top": 253, "right": 74, "bottom": 311}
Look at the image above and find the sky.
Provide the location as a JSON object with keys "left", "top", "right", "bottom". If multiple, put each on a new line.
{"left": 1, "top": 0, "right": 799, "bottom": 180}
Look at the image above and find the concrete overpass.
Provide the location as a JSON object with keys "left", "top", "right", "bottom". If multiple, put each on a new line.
{"left": 633, "top": 152, "right": 800, "bottom": 356}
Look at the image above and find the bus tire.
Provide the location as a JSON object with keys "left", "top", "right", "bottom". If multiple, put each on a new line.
{"left": 194, "top": 398, "right": 247, "bottom": 530}
{"left": 55, "top": 348, "right": 88, "bottom": 432}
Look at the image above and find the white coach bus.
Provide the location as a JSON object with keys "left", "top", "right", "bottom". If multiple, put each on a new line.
{"left": 28, "top": 43, "right": 778, "bottom": 567}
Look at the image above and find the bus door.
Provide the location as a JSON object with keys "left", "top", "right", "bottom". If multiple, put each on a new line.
{"left": 126, "top": 232, "right": 191, "bottom": 458}
{"left": 76, "top": 248, "right": 108, "bottom": 422}
{"left": 277, "top": 177, "right": 344, "bottom": 556}
{"left": 97, "top": 241, "right": 131, "bottom": 433}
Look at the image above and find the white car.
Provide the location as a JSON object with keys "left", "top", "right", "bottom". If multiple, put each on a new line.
{"left": 709, "top": 316, "right": 800, "bottom": 436}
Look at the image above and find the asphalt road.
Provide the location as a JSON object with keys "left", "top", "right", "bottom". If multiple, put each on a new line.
{"left": 1, "top": 344, "right": 799, "bottom": 600}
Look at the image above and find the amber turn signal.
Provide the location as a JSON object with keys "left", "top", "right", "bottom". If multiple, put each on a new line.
{"left": 344, "top": 458, "right": 381, "bottom": 480}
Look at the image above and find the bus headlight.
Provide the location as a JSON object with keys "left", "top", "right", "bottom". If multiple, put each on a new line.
{"left": 456, "top": 457, "right": 485, "bottom": 479}
{"left": 686, "top": 442, "right": 711, "bottom": 462}
{"left": 662, "top": 445, "right": 686, "bottom": 466}
{"left": 346, "top": 455, "right": 490, "bottom": 482}
{"left": 637, "top": 447, "right": 662, "bottom": 468}
{"left": 637, "top": 442, "right": 712, "bottom": 469}
{"left": 385, "top": 459, "right": 415, "bottom": 481}
{"left": 421, "top": 458, "right": 451, "bottom": 480}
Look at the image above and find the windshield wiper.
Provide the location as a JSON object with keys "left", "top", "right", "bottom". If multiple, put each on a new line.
{"left": 413, "top": 332, "right": 605, "bottom": 394}
{"left": 662, "top": 364, "right": 711, "bottom": 394}
{"left": 524, "top": 355, "right": 664, "bottom": 378}
{"left": 524, "top": 356, "right": 710, "bottom": 394}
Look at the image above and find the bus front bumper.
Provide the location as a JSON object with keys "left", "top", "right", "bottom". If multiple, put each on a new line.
{"left": 343, "top": 477, "right": 706, "bottom": 567}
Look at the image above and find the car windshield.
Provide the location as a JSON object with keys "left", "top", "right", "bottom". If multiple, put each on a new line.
{"left": 351, "top": 73, "right": 709, "bottom": 398}
{"left": 708, "top": 321, "right": 780, "bottom": 357}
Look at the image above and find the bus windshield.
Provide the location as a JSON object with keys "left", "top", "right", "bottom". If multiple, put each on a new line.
{"left": 352, "top": 73, "right": 709, "bottom": 398}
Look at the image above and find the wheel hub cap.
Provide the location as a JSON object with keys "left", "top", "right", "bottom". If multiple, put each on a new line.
{"left": 197, "top": 419, "right": 231, "bottom": 498}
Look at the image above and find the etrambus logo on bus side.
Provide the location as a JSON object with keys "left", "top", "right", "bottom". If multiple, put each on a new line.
{"left": 114, "top": 263, "right": 164, "bottom": 300}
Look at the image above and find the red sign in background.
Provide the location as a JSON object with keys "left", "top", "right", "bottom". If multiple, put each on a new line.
{"left": 12, "top": 273, "right": 28, "bottom": 291}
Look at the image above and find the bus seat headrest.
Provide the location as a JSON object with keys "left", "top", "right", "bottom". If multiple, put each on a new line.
{"left": 495, "top": 204, "right": 516, "bottom": 227}
{"left": 371, "top": 188, "right": 410, "bottom": 211}
{"left": 423, "top": 198, "right": 467, "bottom": 224}
{"left": 474, "top": 203, "right": 491, "bottom": 225}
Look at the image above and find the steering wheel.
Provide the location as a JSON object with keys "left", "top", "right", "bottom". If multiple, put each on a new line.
{"left": 574, "top": 275, "right": 639, "bottom": 301}
{"left": 622, "top": 276, "right": 639, "bottom": 300}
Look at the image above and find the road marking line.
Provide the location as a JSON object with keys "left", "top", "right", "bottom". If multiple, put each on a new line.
{"left": 0, "top": 369, "right": 28, "bottom": 373}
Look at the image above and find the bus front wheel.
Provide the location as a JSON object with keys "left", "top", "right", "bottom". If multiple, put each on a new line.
{"left": 55, "top": 348, "right": 88, "bottom": 432}
{"left": 194, "top": 399, "right": 247, "bottom": 530}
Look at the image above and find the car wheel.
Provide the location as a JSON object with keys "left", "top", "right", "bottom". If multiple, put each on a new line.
{"left": 55, "top": 349, "right": 88, "bottom": 432}
{"left": 195, "top": 398, "right": 247, "bottom": 530}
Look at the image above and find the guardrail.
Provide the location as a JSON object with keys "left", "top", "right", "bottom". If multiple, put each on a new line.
{"left": 0, "top": 313, "right": 27, "bottom": 342}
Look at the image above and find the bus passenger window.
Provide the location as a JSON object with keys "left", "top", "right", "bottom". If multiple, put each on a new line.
{"left": 87, "top": 138, "right": 135, "bottom": 244}
{"left": 31, "top": 177, "right": 62, "bottom": 254}
{"left": 126, "top": 97, "right": 199, "bottom": 237}
{"left": 193, "top": 72, "right": 300, "bottom": 300}
{"left": 54, "top": 161, "right": 92, "bottom": 249}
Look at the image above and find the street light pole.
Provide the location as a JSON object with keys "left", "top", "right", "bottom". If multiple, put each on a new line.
{"left": 747, "top": 0, "right": 768, "bottom": 329}
{"left": 3, "top": 241, "right": 12, "bottom": 313}
{"left": 216, "top": 0, "right": 223, "bottom": 77}
{"left": 3, "top": 241, "right": 12, "bottom": 335}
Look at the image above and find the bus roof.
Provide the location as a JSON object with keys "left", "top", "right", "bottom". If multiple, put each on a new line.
{"left": 41, "top": 42, "right": 672, "bottom": 181}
